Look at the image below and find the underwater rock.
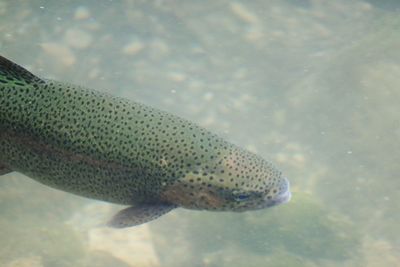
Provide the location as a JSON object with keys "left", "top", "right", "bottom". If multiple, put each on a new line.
{"left": 88, "top": 225, "right": 160, "bottom": 267}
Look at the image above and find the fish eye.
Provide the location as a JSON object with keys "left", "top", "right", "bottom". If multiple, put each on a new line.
{"left": 232, "top": 190, "right": 255, "bottom": 202}
{"left": 234, "top": 193, "right": 250, "bottom": 201}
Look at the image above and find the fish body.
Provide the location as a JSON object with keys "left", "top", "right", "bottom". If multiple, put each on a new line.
{"left": 0, "top": 55, "right": 290, "bottom": 227}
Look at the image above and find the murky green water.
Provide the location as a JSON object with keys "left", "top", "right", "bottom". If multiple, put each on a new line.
{"left": 1, "top": 1, "right": 399, "bottom": 266}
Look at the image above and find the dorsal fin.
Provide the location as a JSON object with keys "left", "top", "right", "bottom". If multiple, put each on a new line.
{"left": 0, "top": 55, "right": 44, "bottom": 85}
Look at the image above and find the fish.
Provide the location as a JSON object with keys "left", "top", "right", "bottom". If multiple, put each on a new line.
{"left": 0, "top": 55, "right": 291, "bottom": 228}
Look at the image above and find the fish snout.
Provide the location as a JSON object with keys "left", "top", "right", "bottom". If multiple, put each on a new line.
{"left": 265, "top": 177, "right": 291, "bottom": 207}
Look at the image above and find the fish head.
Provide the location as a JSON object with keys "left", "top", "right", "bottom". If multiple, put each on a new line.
{"left": 160, "top": 146, "right": 291, "bottom": 211}
{"left": 209, "top": 147, "right": 291, "bottom": 211}
{"left": 225, "top": 176, "right": 291, "bottom": 211}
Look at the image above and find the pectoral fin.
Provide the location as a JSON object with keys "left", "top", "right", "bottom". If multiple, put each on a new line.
{"left": 108, "top": 203, "right": 176, "bottom": 228}
{"left": 0, "top": 163, "right": 11, "bottom": 176}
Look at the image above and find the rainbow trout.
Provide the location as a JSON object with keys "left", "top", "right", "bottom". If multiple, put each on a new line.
{"left": 0, "top": 55, "right": 291, "bottom": 227}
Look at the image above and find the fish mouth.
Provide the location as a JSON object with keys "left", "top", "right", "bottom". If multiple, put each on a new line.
{"left": 272, "top": 187, "right": 291, "bottom": 205}
{"left": 265, "top": 177, "right": 291, "bottom": 207}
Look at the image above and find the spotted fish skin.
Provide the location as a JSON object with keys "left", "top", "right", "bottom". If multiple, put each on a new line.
{"left": 0, "top": 55, "right": 290, "bottom": 227}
